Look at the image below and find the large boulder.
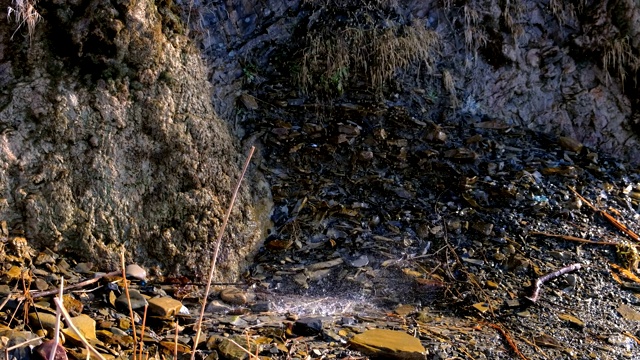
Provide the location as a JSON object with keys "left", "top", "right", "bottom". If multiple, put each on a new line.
{"left": 0, "top": 0, "right": 271, "bottom": 279}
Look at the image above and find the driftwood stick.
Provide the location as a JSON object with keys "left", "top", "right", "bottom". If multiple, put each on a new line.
{"left": 525, "top": 263, "right": 582, "bottom": 303}
{"left": 27, "top": 271, "right": 121, "bottom": 300}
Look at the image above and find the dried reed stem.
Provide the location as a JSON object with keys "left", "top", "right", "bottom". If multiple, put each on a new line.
{"left": 121, "top": 250, "right": 138, "bottom": 360}
{"left": 53, "top": 297, "right": 106, "bottom": 360}
{"left": 190, "top": 146, "right": 255, "bottom": 359}
{"left": 49, "top": 277, "right": 64, "bottom": 360}
{"left": 526, "top": 263, "right": 582, "bottom": 303}
{"left": 139, "top": 304, "right": 148, "bottom": 360}
{"left": 174, "top": 320, "right": 179, "bottom": 360}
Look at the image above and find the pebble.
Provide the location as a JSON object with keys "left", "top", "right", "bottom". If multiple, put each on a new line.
{"left": 63, "top": 294, "right": 84, "bottom": 314}
{"left": 293, "top": 273, "right": 308, "bottom": 288}
{"left": 62, "top": 314, "right": 97, "bottom": 344}
{"left": 293, "top": 317, "right": 323, "bottom": 336}
{"left": 34, "top": 339, "right": 66, "bottom": 360}
{"left": 115, "top": 289, "right": 148, "bottom": 310}
{"left": 34, "top": 278, "right": 49, "bottom": 291}
{"left": 34, "top": 252, "right": 56, "bottom": 265}
{"left": 206, "top": 300, "right": 231, "bottom": 313}
{"left": 307, "top": 257, "right": 343, "bottom": 271}
{"left": 28, "top": 312, "right": 61, "bottom": 331}
{"left": 348, "top": 328, "right": 426, "bottom": 360}
{"left": 74, "top": 262, "right": 93, "bottom": 274}
{"left": 250, "top": 301, "right": 272, "bottom": 313}
{"left": 4, "top": 331, "right": 42, "bottom": 359}
{"left": 0, "top": 285, "right": 11, "bottom": 295}
{"left": 4, "top": 265, "right": 23, "bottom": 281}
{"left": 339, "top": 316, "right": 356, "bottom": 326}
{"left": 220, "top": 287, "right": 247, "bottom": 305}
{"left": 125, "top": 264, "right": 147, "bottom": 280}
{"left": 350, "top": 254, "right": 369, "bottom": 267}
{"left": 147, "top": 297, "right": 183, "bottom": 317}
{"left": 217, "top": 336, "right": 257, "bottom": 360}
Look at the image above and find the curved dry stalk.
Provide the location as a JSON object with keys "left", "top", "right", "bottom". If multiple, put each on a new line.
{"left": 174, "top": 320, "right": 179, "bottom": 360}
{"left": 190, "top": 146, "right": 255, "bottom": 359}
{"left": 120, "top": 250, "right": 138, "bottom": 360}
{"left": 49, "top": 277, "right": 64, "bottom": 360}
{"left": 52, "top": 297, "right": 106, "bottom": 360}
{"left": 139, "top": 304, "right": 148, "bottom": 360}
{"left": 5, "top": 336, "right": 45, "bottom": 360}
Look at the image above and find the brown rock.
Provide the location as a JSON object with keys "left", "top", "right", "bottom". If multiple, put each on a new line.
{"left": 348, "top": 328, "right": 426, "bottom": 360}
{"left": 559, "top": 136, "right": 584, "bottom": 153}
{"left": 125, "top": 264, "right": 147, "bottom": 281}
{"left": 4, "top": 265, "right": 24, "bottom": 281}
{"left": 220, "top": 287, "right": 247, "bottom": 305}
{"left": 148, "top": 297, "right": 183, "bottom": 317}
{"left": 34, "top": 339, "right": 68, "bottom": 360}
{"left": 28, "top": 312, "right": 63, "bottom": 331}
{"left": 70, "top": 314, "right": 97, "bottom": 340}
{"left": 63, "top": 294, "right": 84, "bottom": 315}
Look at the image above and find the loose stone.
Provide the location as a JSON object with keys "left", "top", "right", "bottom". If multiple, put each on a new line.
{"left": 293, "top": 317, "right": 323, "bottom": 336}
{"left": 115, "top": 289, "right": 148, "bottom": 310}
{"left": 125, "top": 264, "right": 147, "bottom": 281}
{"left": 147, "top": 297, "right": 183, "bottom": 317}
{"left": 220, "top": 287, "right": 247, "bottom": 305}
{"left": 348, "top": 328, "right": 426, "bottom": 360}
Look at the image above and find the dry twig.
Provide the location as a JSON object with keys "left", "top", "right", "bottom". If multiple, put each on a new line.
{"left": 486, "top": 323, "right": 529, "bottom": 360}
{"left": 120, "top": 250, "right": 138, "bottom": 360}
{"left": 49, "top": 277, "right": 64, "bottom": 360}
{"left": 174, "top": 320, "right": 179, "bottom": 360}
{"left": 27, "top": 271, "right": 121, "bottom": 300}
{"left": 190, "top": 146, "right": 255, "bottom": 360}
{"left": 569, "top": 187, "right": 640, "bottom": 242}
{"left": 529, "top": 231, "right": 616, "bottom": 246}
{"left": 525, "top": 263, "right": 582, "bottom": 303}
{"left": 52, "top": 297, "right": 106, "bottom": 360}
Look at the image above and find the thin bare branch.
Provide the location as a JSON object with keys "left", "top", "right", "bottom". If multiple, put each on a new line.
{"left": 191, "top": 146, "right": 255, "bottom": 360}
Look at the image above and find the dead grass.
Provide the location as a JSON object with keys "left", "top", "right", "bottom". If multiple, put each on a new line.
{"left": 603, "top": 36, "right": 640, "bottom": 87}
{"left": 299, "top": 14, "right": 439, "bottom": 94}
{"left": 7, "top": 0, "right": 42, "bottom": 41}
{"left": 442, "top": 69, "right": 459, "bottom": 108}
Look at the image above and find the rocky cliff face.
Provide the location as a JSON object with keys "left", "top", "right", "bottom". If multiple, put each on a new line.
{"left": 1, "top": 0, "right": 639, "bottom": 279}
{"left": 0, "top": 0, "right": 271, "bottom": 279}
{"left": 193, "top": 0, "right": 640, "bottom": 164}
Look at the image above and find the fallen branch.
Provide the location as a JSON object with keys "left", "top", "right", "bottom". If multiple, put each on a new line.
{"left": 53, "top": 297, "right": 106, "bottom": 360}
{"left": 26, "top": 271, "right": 121, "bottom": 300}
{"left": 569, "top": 187, "right": 639, "bottom": 242}
{"left": 485, "top": 323, "right": 529, "bottom": 360}
{"left": 529, "top": 231, "right": 616, "bottom": 246}
{"left": 525, "top": 263, "right": 582, "bottom": 303}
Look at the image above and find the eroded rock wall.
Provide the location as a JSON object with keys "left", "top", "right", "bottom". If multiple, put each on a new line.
{"left": 0, "top": 0, "right": 270, "bottom": 279}
{"left": 192, "top": 0, "right": 639, "bottom": 164}
{"left": 435, "top": 0, "right": 640, "bottom": 163}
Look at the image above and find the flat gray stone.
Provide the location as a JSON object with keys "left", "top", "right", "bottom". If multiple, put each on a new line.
{"left": 115, "top": 289, "right": 148, "bottom": 310}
